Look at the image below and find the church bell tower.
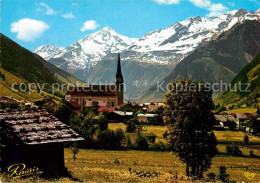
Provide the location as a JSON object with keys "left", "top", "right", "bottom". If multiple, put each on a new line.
{"left": 115, "top": 53, "right": 124, "bottom": 106}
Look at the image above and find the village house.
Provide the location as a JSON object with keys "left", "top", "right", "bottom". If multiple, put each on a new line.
{"left": 107, "top": 111, "right": 134, "bottom": 123}
{"left": 0, "top": 109, "right": 84, "bottom": 176}
{"left": 235, "top": 113, "right": 258, "bottom": 130}
{"left": 65, "top": 54, "right": 124, "bottom": 110}
{"left": 137, "top": 113, "right": 157, "bottom": 123}
{"left": 214, "top": 114, "right": 237, "bottom": 129}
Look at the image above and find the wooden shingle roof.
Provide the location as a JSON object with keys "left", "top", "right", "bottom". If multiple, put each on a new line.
{"left": 0, "top": 109, "right": 84, "bottom": 145}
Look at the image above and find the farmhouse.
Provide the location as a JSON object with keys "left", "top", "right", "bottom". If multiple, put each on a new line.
{"left": 0, "top": 109, "right": 84, "bottom": 176}
{"left": 65, "top": 53, "right": 124, "bottom": 109}
{"left": 108, "top": 111, "right": 134, "bottom": 123}
{"left": 137, "top": 114, "right": 157, "bottom": 123}
{"left": 235, "top": 113, "right": 258, "bottom": 130}
{"left": 214, "top": 114, "right": 236, "bottom": 129}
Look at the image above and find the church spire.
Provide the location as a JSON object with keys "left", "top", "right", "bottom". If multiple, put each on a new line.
{"left": 115, "top": 53, "right": 124, "bottom": 106}
{"left": 116, "top": 53, "right": 123, "bottom": 78}
{"left": 115, "top": 53, "right": 123, "bottom": 82}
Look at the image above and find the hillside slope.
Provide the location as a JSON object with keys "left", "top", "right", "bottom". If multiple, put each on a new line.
{"left": 0, "top": 34, "right": 83, "bottom": 101}
{"left": 215, "top": 53, "right": 260, "bottom": 107}
{"left": 141, "top": 20, "right": 260, "bottom": 102}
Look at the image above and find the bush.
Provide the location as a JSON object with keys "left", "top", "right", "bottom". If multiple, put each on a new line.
{"left": 249, "top": 150, "right": 254, "bottom": 157}
{"left": 243, "top": 134, "right": 249, "bottom": 145}
{"left": 96, "top": 129, "right": 125, "bottom": 150}
{"left": 135, "top": 134, "right": 149, "bottom": 150}
{"left": 98, "top": 116, "right": 108, "bottom": 131}
{"left": 163, "top": 131, "right": 168, "bottom": 139}
{"left": 126, "top": 135, "right": 133, "bottom": 148}
{"left": 226, "top": 144, "right": 242, "bottom": 156}
{"left": 207, "top": 172, "right": 216, "bottom": 180}
{"left": 126, "top": 119, "right": 137, "bottom": 133}
{"left": 149, "top": 141, "right": 167, "bottom": 151}
{"left": 145, "top": 133, "right": 156, "bottom": 143}
{"left": 0, "top": 71, "right": 6, "bottom": 81}
{"left": 218, "top": 166, "right": 229, "bottom": 182}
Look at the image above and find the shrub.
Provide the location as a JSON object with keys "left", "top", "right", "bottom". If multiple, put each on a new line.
{"left": 163, "top": 131, "right": 168, "bottom": 139}
{"left": 218, "top": 166, "right": 229, "bottom": 182}
{"left": 0, "top": 71, "right": 6, "bottom": 81}
{"left": 97, "top": 129, "right": 125, "bottom": 150}
{"left": 135, "top": 134, "right": 148, "bottom": 150}
{"left": 145, "top": 133, "right": 156, "bottom": 143}
{"left": 126, "top": 119, "right": 137, "bottom": 133}
{"left": 114, "top": 128, "right": 125, "bottom": 147}
{"left": 243, "top": 134, "right": 249, "bottom": 145}
{"left": 226, "top": 144, "right": 242, "bottom": 156}
{"left": 126, "top": 135, "right": 133, "bottom": 148}
{"left": 98, "top": 116, "right": 108, "bottom": 131}
{"left": 149, "top": 141, "right": 167, "bottom": 151}
{"left": 207, "top": 172, "right": 216, "bottom": 180}
{"left": 249, "top": 150, "right": 254, "bottom": 157}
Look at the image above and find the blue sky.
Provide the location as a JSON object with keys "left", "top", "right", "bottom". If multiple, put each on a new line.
{"left": 1, "top": 0, "right": 259, "bottom": 51}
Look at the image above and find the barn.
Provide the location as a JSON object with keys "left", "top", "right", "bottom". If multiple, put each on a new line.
{"left": 0, "top": 109, "right": 84, "bottom": 177}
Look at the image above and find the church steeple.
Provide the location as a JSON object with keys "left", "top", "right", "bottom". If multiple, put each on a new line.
{"left": 116, "top": 53, "right": 123, "bottom": 82}
{"left": 115, "top": 53, "right": 124, "bottom": 106}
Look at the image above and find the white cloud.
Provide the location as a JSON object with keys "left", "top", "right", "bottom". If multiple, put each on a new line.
{"left": 62, "top": 12, "right": 75, "bottom": 19}
{"left": 153, "top": 0, "right": 180, "bottom": 4}
{"left": 80, "top": 20, "right": 100, "bottom": 32}
{"left": 188, "top": 0, "right": 228, "bottom": 17}
{"left": 189, "top": 0, "right": 211, "bottom": 8}
{"left": 208, "top": 3, "right": 228, "bottom": 12}
{"left": 10, "top": 18, "right": 49, "bottom": 42}
{"left": 37, "top": 2, "right": 57, "bottom": 15}
{"left": 72, "top": 2, "right": 78, "bottom": 6}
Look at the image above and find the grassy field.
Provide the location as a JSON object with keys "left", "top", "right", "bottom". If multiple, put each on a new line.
{"left": 109, "top": 123, "right": 260, "bottom": 145}
{"left": 2, "top": 149, "right": 259, "bottom": 183}
{"left": 63, "top": 149, "right": 260, "bottom": 182}
{"left": 1, "top": 125, "right": 260, "bottom": 182}
{"left": 224, "top": 107, "right": 258, "bottom": 113}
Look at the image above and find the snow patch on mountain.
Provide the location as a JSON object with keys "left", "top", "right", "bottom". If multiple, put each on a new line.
{"left": 35, "top": 9, "right": 260, "bottom": 71}
{"left": 34, "top": 45, "right": 64, "bottom": 60}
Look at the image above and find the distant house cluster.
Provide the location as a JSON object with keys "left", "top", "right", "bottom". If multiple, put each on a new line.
{"left": 214, "top": 112, "right": 259, "bottom": 132}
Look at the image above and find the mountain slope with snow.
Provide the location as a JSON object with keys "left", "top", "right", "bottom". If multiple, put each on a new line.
{"left": 34, "top": 45, "right": 65, "bottom": 60}
{"left": 34, "top": 9, "right": 260, "bottom": 100}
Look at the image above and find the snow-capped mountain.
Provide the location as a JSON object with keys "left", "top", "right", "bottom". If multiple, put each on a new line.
{"left": 35, "top": 9, "right": 260, "bottom": 77}
{"left": 44, "top": 27, "right": 137, "bottom": 71}
{"left": 34, "top": 45, "right": 64, "bottom": 60}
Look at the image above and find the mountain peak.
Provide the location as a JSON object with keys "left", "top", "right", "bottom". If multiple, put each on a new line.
{"left": 234, "top": 9, "right": 248, "bottom": 17}
{"left": 99, "top": 26, "right": 116, "bottom": 33}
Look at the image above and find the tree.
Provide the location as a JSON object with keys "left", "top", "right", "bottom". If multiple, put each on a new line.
{"left": 226, "top": 144, "right": 242, "bottom": 156}
{"left": 135, "top": 134, "right": 149, "bottom": 150}
{"left": 70, "top": 143, "right": 79, "bottom": 162}
{"left": 218, "top": 166, "right": 229, "bottom": 182}
{"left": 243, "top": 134, "right": 249, "bottom": 145}
{"left": 126, "top": 118, "right": 137, "bottom": 133}
{"left": 163, "top": 79, "right": 218, "bottom": 178}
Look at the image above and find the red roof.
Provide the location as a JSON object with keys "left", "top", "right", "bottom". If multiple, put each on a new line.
{"left": 66, "top": 101, "right": 81, "bottom": 109}
{"left": 98, "top": 107, "right": 116, "bottom": 112}
{"left": 66, "top": 85, "right": 117, "bottom": 97}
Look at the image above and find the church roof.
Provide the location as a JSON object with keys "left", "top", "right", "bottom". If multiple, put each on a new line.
{"left": 66, "top": 85, "right": 117, "bottom": 97}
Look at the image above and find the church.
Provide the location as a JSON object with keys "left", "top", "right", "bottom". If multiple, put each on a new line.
{"left": 65, "top": 53, "right": 124, "bottom": 109}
